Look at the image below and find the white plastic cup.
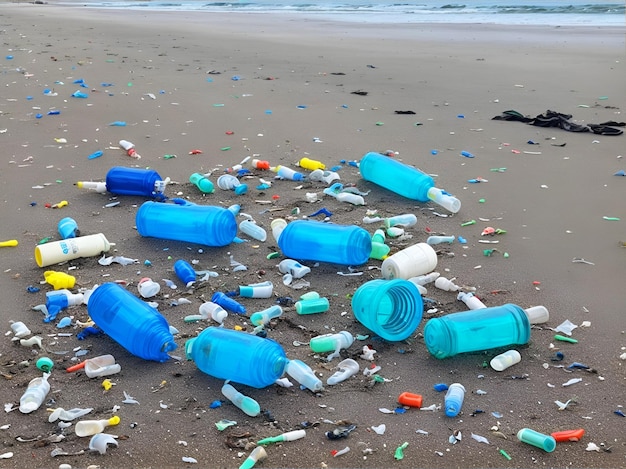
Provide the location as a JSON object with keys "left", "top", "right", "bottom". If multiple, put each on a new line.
{"left": 381, "top": 242, "right": 437, "bottom": 280}
{"left": 35, "top": 233, "right": 112, "bottom": 268}
{"left": 137, "top": 278, "right": 160, "bottom": 298}
{"left": 490, "top": 349, "right": 521, "bottom": 371}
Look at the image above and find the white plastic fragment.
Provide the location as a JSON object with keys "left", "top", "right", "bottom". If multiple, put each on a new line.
{"left": 378, "top": 408, "right": 395, "bottom": 414}
{"left": 420, "top": 404, "right": 441, "bottom": 412}
{"left": 585, "top": 442, "right": 601, "bottom": 452}
{"left": 123, "top": 391, "right": 139, "bottom": 404}
{"left": 363, "top": 365, "right": 381, "bottom": 377}
{"left": 332, "top": 446, "right": 350, "bottom": 457}
{"left": 0, "top": 452, "right": 13, "bottom": 459}
{"left": 471, "top": 433, "right": 490, "bottom": 445}
{"left": 555, "top": 399, "right": 572, "bottom": 411}
{"left": 416, "top": 429, "right": 429, "bottom": 435}
{"left": 371, "top": 424, "right": 386, "bottom": 435}
{"left": 553, "top": 319, "right": 578, "bottom": 336}
{"left": 182, "top": 456, "right": 198, "bottom": 463}
{"left": 275, "top": 378, "right": 293, "bottom": 388}
{"left": 562, "top": 378, "right": 583, "bottom": 387}
{"left": 360, "top": 346, "right": 376, "bottom": 361}
{"left": 89, "top": 433, "right": 118, "bottom": 454}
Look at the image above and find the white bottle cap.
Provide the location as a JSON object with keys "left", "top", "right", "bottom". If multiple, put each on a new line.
{"left": 524, "top": 305, "right": 549, "bottom": 324}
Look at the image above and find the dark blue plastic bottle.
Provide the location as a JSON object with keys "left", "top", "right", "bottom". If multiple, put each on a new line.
{"left": 87, "top": 282, "right": 177, "bottom": 362}
{"left": 105, "top": 166, "right": 165, "bottom": 198}
{"left": 185, "top": 327, "right": 288, "bottom": 388}
{"left": 136, "top": 201, "right": 237, "bottom": 247}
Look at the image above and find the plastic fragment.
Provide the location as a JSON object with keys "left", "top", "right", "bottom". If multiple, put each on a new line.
{"left": 326, "top": 424, "right": 356, "bottom": 440}
{"left": 394, "top": 442, "right": 409, "bottom": 460}
{"left": 182, "top": 456, "right": 198, "bottom": 463}
{"left": 0, "top": 452, "right": 13, "bottom": 459}
{"left": 89, "top": 433, "right": 118, "bottom": 454}
{"left": 555, "top": 399, "right": 572, "bottom": 411}
{"left": 331, "top": 446, "right": 350, "bottom": 458}
{"left": 123, "top": 391, "right": 139, "bottom": 404}
{"left": 562, "top": 378, "right": 583, "bottom": 387}
{"left": 586, "top": 442, "right": 601, "bottom": 452}
{"left": 215, "top": 419, "right": 237, "bottom": 431}
{"left": 471, "top": 433, "right": 490, "bottom": 444}
{"left": 500, "top": 449, "right": 512, "bottom": 460}
{"left": 553, "top": 319, "right": 578, "bottom": 336}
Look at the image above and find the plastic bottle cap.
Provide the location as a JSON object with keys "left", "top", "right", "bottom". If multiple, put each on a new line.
{"left": 524, "top": 305, "right": 549, "bottom": 324}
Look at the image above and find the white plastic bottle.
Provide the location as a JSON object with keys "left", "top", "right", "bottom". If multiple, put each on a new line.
{"left": 490, "top": 350, "right": 521, "bottom": 371}
{"left": 457, "top": 291, "right": 486, "bottom": 310}
{"left": 434, "top": 276, "right": 460, "bottom": 292}
{"left": 19, "top": 372, "right": 51, "bottom": 414}
{"left": 75, "top": 416, "right": 121, "bottom": 437}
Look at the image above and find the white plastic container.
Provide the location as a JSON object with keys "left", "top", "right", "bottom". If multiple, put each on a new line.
{"left": 35, "top": 233, "right": 112, "bottom": 268}
{"left": 10, "top": 321, "right": 31, "bottom": 339}
{"left": 19, "top": 372, "right": 51, "bottom": 413}
{"left": 137, "top": 278, "right": 160, "bottom": 298}
{"left": 84, "top": 355, "right": 121, "bottom": 378}
{"left": 381, "top": 242, "right": 437, "bottom": 280}
{"left": 490, "top": 349, "right": 521, "bottom": 371}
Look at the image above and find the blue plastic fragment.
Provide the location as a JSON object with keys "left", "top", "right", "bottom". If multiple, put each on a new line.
{"left": 27, "top": 286, "right": 40, "bottom": 293}
{"left": 433, "top": 383, "right": 449, "bottom": 392}
{"left": 614, "top": 409, "right": 625, "bottom": 417}
{"left": 394, "top": 407, "right": 407, "bottom": 414}
{"left": 457, "top": 236, "right": 467, "bottom": 244}
{"left": 614, "top": 170, "right": 626, "bottom": 176}
{"left": 88, "top": 150, "right": 103, "bottom": 160}
{"left": 567, "top": 362, "right": 590, "bottom": 370}
{"left": 209, "top": 400, "right": 222, "bottom": 409}
{"left": 77, "top": 326, "right": 102, "bottom": 340}
{"left": 309, "top": 208, "right": 333, "bottom": 218}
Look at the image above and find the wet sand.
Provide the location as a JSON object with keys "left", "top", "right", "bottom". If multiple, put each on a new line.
{"left": 0, "top": 3, "right": 625, "bottom": 468}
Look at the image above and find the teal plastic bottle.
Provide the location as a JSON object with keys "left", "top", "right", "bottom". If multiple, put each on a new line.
{"left": 276, "top": 219, "right": 371, "bottom": 266}
{"left": 423, "top": 304, "right": 531, "bottom": 359}
{"left": 185, "top": 327, "right": 288, "bottom": 388}
{"left": 87, "top": 283, "right": 177, "bottom": 362}
{"left": 136, "top": 201, "right": 237, "bottom": 247}
{"left": 189, "top": 172, "right": 214, "bottom": 193}
{"left": 351, "top": 279, "right": 423, "bottom": 341}
{"left": 359, "top": 152, "right": 461, "bottom": 213}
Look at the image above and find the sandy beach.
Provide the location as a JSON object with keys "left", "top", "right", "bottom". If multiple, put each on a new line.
{"left": 0, "top": 3, "right": 625, "bottom": 468}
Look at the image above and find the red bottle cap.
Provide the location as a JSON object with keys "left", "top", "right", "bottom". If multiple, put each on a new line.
{"left": 398, "top": 392, "right": 423, "bottom": 408}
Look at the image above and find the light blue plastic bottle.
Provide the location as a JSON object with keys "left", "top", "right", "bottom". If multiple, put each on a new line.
{"left": 105, "top": 166, "right": 166, "bottom": 198}
{"left": 185, "top": 327, "right": 288, "bottom": 388}
{"left": 276, "top": 219, "right": 371, "bottom": 266}
{"left": 351, "top": 279, "right": 423, "bottom": 341}
{"left": 86, "top": 283, "right": 177, "bottom": 362}
{"left": 359, "top": 152, "right": 461, "bottom": 213}
{"left": 136, "top": 201, "right": 237, "bottom": 247}
{"left": 423, "top": 304, "right": 531, "bottom": 359}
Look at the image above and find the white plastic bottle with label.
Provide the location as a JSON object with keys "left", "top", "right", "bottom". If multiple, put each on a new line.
{"left": 34, "top": 233, "right": 113, "bottom": 268}
{"left": 19, "top": 372, "right": 51, "bottom": 413}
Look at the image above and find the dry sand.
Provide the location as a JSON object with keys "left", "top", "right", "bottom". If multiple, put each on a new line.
{"left": 0, "top": 3, "right": 625, "bottom": 468}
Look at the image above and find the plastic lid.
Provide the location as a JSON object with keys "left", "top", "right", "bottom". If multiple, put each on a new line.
{"left": 524, "top": 305, "right": 549, "bottom": 324}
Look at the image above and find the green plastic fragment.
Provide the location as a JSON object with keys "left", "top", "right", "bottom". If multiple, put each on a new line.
{"left": 163, "top": 154, "right": 177, "bottom": 159}
{"left": 394, "top": 442, "right": 409, "bottom": 460}
{"left": 375, "top": 121, "right": 384, "bottom": 126}
{"left": 461, "top": 219, "right": 476, "bottom": 227}
{"left": 554, "top": 335, "right": 578, "bottom": 343}
{"left": 373, "top": 375, "right": 385, "bottom": 383}
{"left": 503, "top": 252, "right": 509, "bottom": 258}
{"left": 478, "top": 198, "right": 486, "bottom": 203}
{"left": 266, "top": 252, "right": 280, "bottom": 260}
{"left": 356, "top": 334, "right": 369, "bottom": 341}
{"left": 215, "top": 419, "right": 237, "bottom": 431}
{"left": 220, "top": 146, "right": 231, "bottom": 151}
{"left": 500, "top": 449, "right": 512, "bottom": 460}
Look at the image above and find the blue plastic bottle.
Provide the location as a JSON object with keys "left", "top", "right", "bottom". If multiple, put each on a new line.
{"left": 86, "top": 283, "right": 177, "bottom": 362}
{"left": 423, "top": 304, "right": 531, "bottom": 359}
{"left": 351, "top": 279, "right": 423, "bottom": 341}
{"left": 174, "top": 259, "right": 196, "bottom": 287}
{"left": 275, "top": 219, "right": 371, "bottom": 266}
{"left": 185, "top": 327, "right": 288, "bottom": 388}
{"left": 136, "top": 201, "right": 237, "bottom": 247}
{"left": 105, "top": 166, "right": 166, "bottom": 198}
{"left": 359, "top": 152, "right": 461, "bottom": 213}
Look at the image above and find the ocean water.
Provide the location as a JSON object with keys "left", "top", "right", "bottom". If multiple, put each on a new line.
{"left": 55, "top": 0, "right": 626, "bottom": 26}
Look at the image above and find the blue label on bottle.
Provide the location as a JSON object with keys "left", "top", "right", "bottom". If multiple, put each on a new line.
{"left": 60, "top": 241, "right": 69, "bottom": 255}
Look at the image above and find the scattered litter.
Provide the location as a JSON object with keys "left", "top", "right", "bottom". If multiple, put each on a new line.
{"left": 562, "top": 378, "right": 583, "bottom": 387}
{"left": 471, "top": 433, "right": 490, "bottom": 445}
